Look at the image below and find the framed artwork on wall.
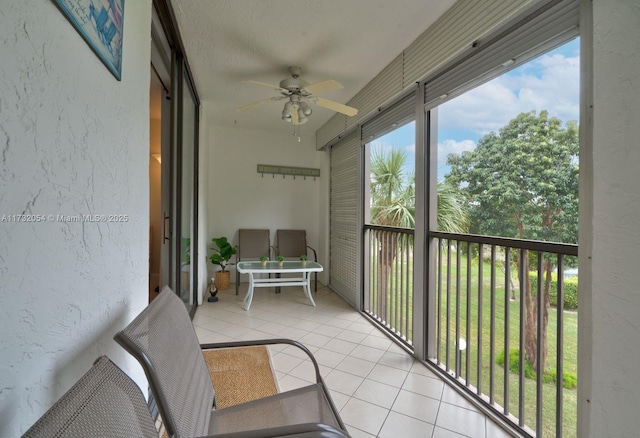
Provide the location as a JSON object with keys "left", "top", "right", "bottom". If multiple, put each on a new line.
{"left": 54, "top": 0, "right": 125, "bottom": 80}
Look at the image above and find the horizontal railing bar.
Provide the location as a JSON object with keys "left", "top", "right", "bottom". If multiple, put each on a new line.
{"left": 364, "top": 224, "right": 415, "bottom": 235}
{"left": 429, "top": 231, "right": 578, "bottom": 256}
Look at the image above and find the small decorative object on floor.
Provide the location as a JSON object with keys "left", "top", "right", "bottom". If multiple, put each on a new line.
{"left": 276, "top": 255, "right": 284, "bottom": 267}
{"left": 208, "top": 277, "right": 219, "bottom": 303}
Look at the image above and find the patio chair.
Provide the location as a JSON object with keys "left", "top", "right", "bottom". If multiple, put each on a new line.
{"left": 114, "top": 287, "right": 350, "bottom": 438}
{"left": 22, "top": 356, "right": 158, "bottom": 438}
{"left": 276, "top": 229, "right": 318, "bottom": 292}
{"left": 235, "top": 229, "right": 273, "bottom": 295}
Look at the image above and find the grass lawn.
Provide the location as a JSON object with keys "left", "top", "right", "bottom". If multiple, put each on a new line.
{"left": 366, "top": 248, "right": 578, "bottom": 437}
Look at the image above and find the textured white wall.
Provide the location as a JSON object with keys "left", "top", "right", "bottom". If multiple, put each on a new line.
{"left": 206, "top": 122, "right": 329, "bottom": 285}
{"left": 0, "top": 1, "right": 151, "bottom": 435}
{"left": 580, "top": 0, "right": 640, "bottom": 436}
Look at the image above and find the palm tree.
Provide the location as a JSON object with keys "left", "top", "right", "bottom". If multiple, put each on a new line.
{"left": 369, "top": 145, "right": 469, "bottom": 321}
{"left": 370, "top": 146, "right": 415, "bottom": 228}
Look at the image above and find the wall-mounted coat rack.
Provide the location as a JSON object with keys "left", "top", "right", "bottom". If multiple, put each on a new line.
{"left": 257, "top": 164, "right": 320, "bottom": 181}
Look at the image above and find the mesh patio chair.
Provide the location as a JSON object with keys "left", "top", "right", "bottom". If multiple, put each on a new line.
{"left": 276, "top": 229, "right": 318, "bottom": 292}
{"left": 114, "top": 287, "right": 350, "bottom": 438}
{"left": 22, "top": 356, "right": 158, "bottom": 438}
{"left": 235, "top": 229, "right": 272, "bottom": 295}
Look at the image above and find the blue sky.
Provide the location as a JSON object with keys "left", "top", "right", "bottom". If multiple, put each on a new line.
{"left": 369, "top": 38, "right": 580, "bottom": 180}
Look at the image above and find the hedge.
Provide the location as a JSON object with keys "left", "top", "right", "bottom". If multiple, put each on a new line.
{"left": 529, "top": 272, "right": 578, "bottom": 310}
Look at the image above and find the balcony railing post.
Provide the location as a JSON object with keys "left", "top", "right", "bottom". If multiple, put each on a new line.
{"left": 504, "top": 246, "right": 511, "bottom": 416}
{"left": 557, "top": 254, "right": 565, "bottom": 438}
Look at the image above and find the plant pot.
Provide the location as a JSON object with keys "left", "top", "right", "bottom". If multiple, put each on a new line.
{"left": 301, "top": 260, "right": 307, "bottom": 267}
{"left": 215, "top": 270, "right": 230, "bottom": 290}
{"left": 261, "top": 260, "right": 267, "bottom": 267}
{"left": 277, "top": 261, "right": 284, "bottom": 267}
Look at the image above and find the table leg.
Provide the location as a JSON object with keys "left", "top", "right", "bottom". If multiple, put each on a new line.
{"left": 243, "top": 273, "right": 255, "bottom": 310}
{"left": 303, "top": 272, "right": 316, "bottom": 307}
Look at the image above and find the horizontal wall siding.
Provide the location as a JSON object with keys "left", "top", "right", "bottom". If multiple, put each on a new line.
{"left": 403, "top": 0, "right": 534, "bottom": 87}
{"left": 361, "top": 92, "right": 415, "bottom": 142}
{"left": 316, "top": 113, "right": 347, "bottom": 149}
{"left": 316, "top": 0, "right": 534, "bottom": 149}
{"left": 346, "top": 54, "right": 404, "bottom": 131}
{"left": 425, "top": 0, "right": 579, "bottom": 106}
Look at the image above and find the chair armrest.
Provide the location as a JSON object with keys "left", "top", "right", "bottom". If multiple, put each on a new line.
{"left": 199, "top": 422, "right": 351, "bottom": 438}
{"left": 306, "top": 245, "right": 318, "bottom": 262}
{"left": 199, "top": 338, "right": 322, "bottom": 384}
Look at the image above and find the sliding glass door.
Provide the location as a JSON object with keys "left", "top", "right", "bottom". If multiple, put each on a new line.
{"left": 177, "top": 62, "right": 198, "bottom": 309}
{"left": 152, "top": 2, "right": 199, "bottom": 315}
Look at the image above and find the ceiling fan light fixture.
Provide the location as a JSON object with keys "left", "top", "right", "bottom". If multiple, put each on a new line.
{"left": 299, "top": 102, "right": 312, "bottom": 116}
{"left": 297, "top": 108, "right": 308, "bottom": 124}
{"left": 282, "top": 102, "right": 294, "bottom": 121}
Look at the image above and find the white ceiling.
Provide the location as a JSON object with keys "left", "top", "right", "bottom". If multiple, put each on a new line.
{"left": 170, "top": 0, "right": 456, "bottom": 134}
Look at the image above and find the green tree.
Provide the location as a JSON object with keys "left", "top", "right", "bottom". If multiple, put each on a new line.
{"left": 446, "top": 110, "right": 579, "bottom": 371}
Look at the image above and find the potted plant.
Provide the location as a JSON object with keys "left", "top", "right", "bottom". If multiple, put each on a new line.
{"left": 260, "top": 256, "right": 268, "bottom": 267}
{"left": 276, "top": 255, "right": 285, "bottom": 267}
{"left": 299, "top": 254, "right": 307, "bottom": 266}
{"left": 209, "top": 236, "right": 237, "bottom": 290}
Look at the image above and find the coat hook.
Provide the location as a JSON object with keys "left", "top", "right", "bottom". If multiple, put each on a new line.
{"left": 272, "top": 174, "right": 275, "bottom": 178}
{"left": 282, "top": 174, "right": 285, "bottom": 179}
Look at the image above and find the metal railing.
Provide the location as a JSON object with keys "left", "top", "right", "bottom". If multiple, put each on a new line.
{"left": 362, "top": 226, "right": 578, "bottom": 437}
{"left": 430, "top": 231, "right": 578, "bottom": 438}
{"left": 363, "top": 225, "right": 414, "bottom": 347}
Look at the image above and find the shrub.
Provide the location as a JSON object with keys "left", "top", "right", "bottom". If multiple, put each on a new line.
{"left": 498, "top": 349, "right": 577, "bottom": 389}
{"left": 496, "top": 349, "right": 535, "bottom": 379}
{"left": 548, "top": 369, "right": 578, "bottom": 390}
{"left": 530, "top": 272, "right": 578, "bottom": 310}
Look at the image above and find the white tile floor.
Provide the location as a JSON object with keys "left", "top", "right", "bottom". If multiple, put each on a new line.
{"left": 193, "top": 284, "right": 513, "bottom": 438}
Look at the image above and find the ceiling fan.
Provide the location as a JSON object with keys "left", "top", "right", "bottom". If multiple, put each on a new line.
{"left": 235, "top": 66, "right": 358, "bottom": 125}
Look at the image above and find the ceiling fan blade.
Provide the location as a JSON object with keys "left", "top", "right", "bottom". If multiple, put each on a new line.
{"left": 304, "top": 79, "right": 343, "bottom": 94}
{"left": 241, "top": 80, "right": 286, "bottom": 91}
{"left": 235, "top": 97, "right": 276, "bottom": 112}
{"left": 314, "top": 97, "right": 358, "bottom": 117}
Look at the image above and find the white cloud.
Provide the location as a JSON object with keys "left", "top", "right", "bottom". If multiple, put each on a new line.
{"left": 438, "top": 139, "right": 476, "bottom": 164}
{"left": 437, "top": 49, "right": 580, "bottom": 137}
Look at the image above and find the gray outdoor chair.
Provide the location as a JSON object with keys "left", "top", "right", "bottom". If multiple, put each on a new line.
{"left": 276, "top": 229, "right": 318, "bottom": 292}
{"left": 21, "top": 355, "right": 158, "bottom": 438}
{"left": 235, "top": 229, "right": 272, "bottom": 295}
{"left": 114, "top": 287, "right": 350, "bottom": 438}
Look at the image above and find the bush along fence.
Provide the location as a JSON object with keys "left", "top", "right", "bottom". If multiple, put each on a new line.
{"left": 530, "top": 272, "right": 578, "bottom": 310}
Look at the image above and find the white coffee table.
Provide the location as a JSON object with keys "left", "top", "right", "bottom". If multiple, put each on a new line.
{"left": 236, "top": 261, "right": 323, "bottom": 310}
